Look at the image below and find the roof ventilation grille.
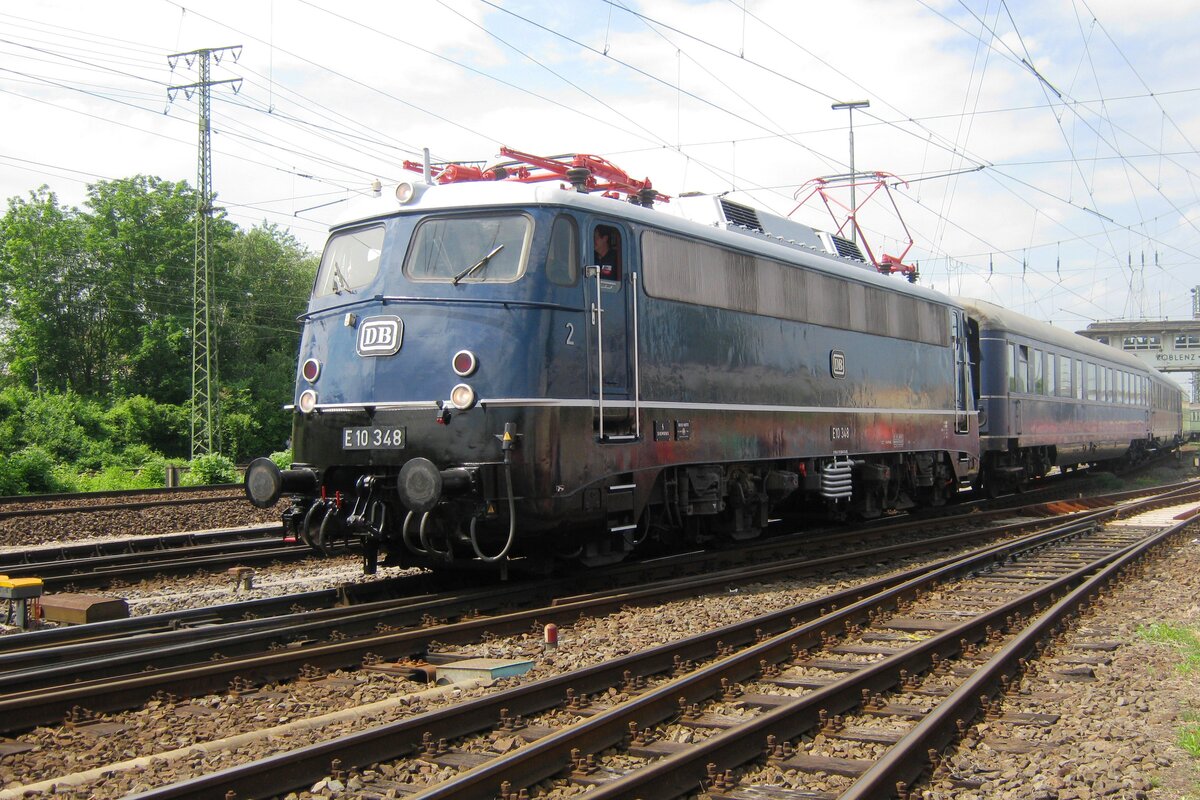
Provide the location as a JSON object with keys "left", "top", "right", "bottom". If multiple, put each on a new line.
{"left": 830, "top": 234, "right": 865, "bottom": 262}
{"left": 719, "top": 199, "right": 764, "bottom": 232}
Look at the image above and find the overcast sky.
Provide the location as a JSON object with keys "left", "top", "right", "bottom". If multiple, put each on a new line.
{"left": 3, "top": 0, "right": 1199, "bottom": 340}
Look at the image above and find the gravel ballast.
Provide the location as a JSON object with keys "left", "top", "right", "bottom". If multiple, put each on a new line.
{"left": 1, "top": 504, "right": 1198, "bottom": 797}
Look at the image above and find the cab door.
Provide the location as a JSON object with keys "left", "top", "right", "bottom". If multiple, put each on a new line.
{"left": 585, "top": 220, "right": 636, "bottom": 439}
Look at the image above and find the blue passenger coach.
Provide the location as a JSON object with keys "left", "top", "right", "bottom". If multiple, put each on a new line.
{"left": 245, "top": 174, "right": 980, "bottom": 570}
{"left": 957, "top": 298, "right": 1181, "bottom": 491}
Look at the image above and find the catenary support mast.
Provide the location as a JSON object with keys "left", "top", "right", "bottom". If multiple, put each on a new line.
{"left": 167, "top": 46, "right": 242, "bottom": 457}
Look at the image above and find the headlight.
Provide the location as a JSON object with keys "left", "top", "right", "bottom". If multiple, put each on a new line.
{"left": 298, "top": 389, "right": 319, "bottom": 413}
{"left": 395, "top": 181, "right": 421, "bottom": 204}
{"left": 450, "top": 383, "right": 477, "bottom": 410}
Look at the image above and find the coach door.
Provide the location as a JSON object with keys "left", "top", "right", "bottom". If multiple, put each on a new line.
{"left": 586, "top": 221, "right": 638, "bottom": 441}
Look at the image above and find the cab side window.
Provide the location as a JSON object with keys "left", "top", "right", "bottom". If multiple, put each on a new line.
{"left": 592, "top": 224, "right": 622, "bottom": 280}
{"left": 546, "top": 215, "right": 579, "bottom": 287}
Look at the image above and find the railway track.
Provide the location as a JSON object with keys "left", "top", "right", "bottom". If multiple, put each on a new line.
{"left": 0, "top": 484, "right": 1193, "bottom": 800}
{"left": 0, "top": 484, "right": 242, "bottom": 519}
{"left": 0, "top": 485, "right": 1164, "bottom": 706}
{"left": 108, "top": 484, "right": 1198, "bottom": 800}
{"left": 0, "top": 525, "right": 302, "bottom": 591}
{"left": 0, "top": 481, "right": 1193, "bottom": 709}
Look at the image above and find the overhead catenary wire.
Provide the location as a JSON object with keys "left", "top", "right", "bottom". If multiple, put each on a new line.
{"left": 2, "top": 3, "right": 1198, "bottom": 324}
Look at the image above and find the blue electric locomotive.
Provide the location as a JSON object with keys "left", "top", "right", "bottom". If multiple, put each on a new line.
{"left": 245, "top": 155, "right": 981, "bottom": 571}
{"left": 957, "top": 298, "right": 1182, "bottom": 491}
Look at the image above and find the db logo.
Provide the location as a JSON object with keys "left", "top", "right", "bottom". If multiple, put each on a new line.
{"left": 356, "top": 315, "right": 403, "bottom": 356}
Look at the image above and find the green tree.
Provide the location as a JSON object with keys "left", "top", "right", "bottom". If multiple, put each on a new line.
{"left": 214, "top": 222, "right": 316, "bottom": 456}
{"left": 0, "top": 188, "right": 97, "bottom": 392}
{"left": 83, "top": 176, "right": 228, "bottom": 400}
{"left": 0, "top": 177, "right": 315, "bottom": 485}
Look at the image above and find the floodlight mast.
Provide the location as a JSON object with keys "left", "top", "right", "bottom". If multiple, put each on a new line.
{"left": 831, "top": 100, "right": 870, "bottom": 246}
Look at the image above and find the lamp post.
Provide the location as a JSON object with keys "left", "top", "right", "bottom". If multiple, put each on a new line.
{"left": 832, "top": 100, "right": 870, "bottom": 246}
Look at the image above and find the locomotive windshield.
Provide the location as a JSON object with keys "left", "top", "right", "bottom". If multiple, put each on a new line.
{"left": 405, "top": 214, "right": 531, "bottom": 283}
{"left": 314, "top": 225, "right": 384, "bottom": 297}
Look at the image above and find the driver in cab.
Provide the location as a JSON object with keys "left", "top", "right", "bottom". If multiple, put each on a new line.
{"left": 593, "top": 227, "right": 620, "bottom": 280}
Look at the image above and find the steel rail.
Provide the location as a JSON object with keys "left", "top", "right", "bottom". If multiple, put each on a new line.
{"left": 124, "top": 512, "right": 1119, "bottom": 799}
{"left": 3, "top": 484, "right": 1194, "bottom": 703}
{"left": 125, "top": 486, "right": 1196, "bottom": 800}
{"left": 0, "top": 493, "right": 245, "bottom": 520}
{"left": 568, "top": 524, "right": 1177, "bottom": 800}
{"left": 838, "top": 514, "right": 1194, "bottom": 798}
{"left": 0, "top": 503, "right": 1115, "bottom": 705}
{"left": 0, "top": 484, "right": 238, "bottom": 507}
{"left": 0, "top": 524, "right": 282, "bottom": 568}
{"left": 2, "top": 536, "right": 300, "bottom": 580}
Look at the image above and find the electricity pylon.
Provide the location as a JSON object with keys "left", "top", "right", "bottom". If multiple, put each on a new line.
{"left": 167, "top": 46, "right": 242, "bottom": 458}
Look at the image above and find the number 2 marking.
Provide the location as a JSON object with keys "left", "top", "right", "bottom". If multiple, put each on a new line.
{"left": 565, "top": 322, "right": 575, "bottom": 345}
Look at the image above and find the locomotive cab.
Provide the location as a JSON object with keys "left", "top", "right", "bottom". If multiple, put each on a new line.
{"left": 246, "top": 180, "right": 655, "bottom": 571}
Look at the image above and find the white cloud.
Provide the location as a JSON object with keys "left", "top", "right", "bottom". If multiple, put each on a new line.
{"left": 2, "top": 0, "right": 1198, "bottom": 332}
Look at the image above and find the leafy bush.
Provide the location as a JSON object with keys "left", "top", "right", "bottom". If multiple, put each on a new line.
{"left": 0, "top": 386, "right": 30, "bottom": 455}
{"left": 219, "top": 410, "right": 259, "bottom": 464}
{"left": 72, "top": 437, "right": 121, "bottom": 473}
{"left": 135, "top": 455, "right": 169, "bottom": 488}
{"left": 0, "top": 446, "right": 72, "bottom": 495}
{"left": 184, "top": 453, "right": 238, "bottom": 485}
{"left": 77, "top": 465, "right": 139, "bottom": 492}
{"left": 104, "top": 395, "right": 188, "bottom": 457}
{"left": 20, "top": 391, "right": 104, "bottom": 463}
{"left": 1087, "top": 471, "right": 1123, "bottom": 491}
{"left": 269, "top": 449, "right": 293, "bottom": 470}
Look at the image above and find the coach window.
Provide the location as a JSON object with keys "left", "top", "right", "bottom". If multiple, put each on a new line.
{"left": 1106, "top": 367, "right": 1114, "bottom": 402}
{"left": 1016, "top": 345, "right": 1029, "bottom": 393}
{"left": 1032, "top": 349, "right": 1044, "bottom": 394}
{"left": 1058, "top": 354, "right": 1071, "bottom": 397}
{"left": 1086, "top": 363, "right": 1097, "bottom": 401}
{"left": 546, "top": 215, "right": 579, "bottom": 286}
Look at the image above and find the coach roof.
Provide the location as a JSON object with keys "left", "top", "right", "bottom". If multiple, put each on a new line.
{"left": 957, "top": 297, "right": 1156, "bottom": 374}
